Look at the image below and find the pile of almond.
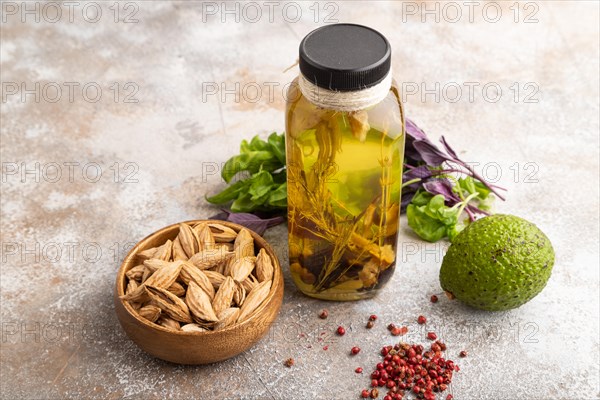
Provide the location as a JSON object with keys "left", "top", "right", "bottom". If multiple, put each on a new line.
{"left": 121, "top": 222, "right": 274, "bottom": 332}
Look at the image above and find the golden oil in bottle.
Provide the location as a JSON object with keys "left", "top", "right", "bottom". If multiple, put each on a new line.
{"left": 285, "top": 24, "right": 405, "bottom": 300}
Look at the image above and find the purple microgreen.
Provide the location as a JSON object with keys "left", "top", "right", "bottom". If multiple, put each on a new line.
{"left": 412, "top": 140, "right": 449, "bottom": 166}
{"left": 403, "top": 164, "right": 432, "bottom": 182}
{"left": 405, "top": 118, "right": 428, "bottom": 141}
{"left": 209, "top": 209, "right": 284, "bottom": 235}
{"left": 439, "top": 135, "right": 460, "bottom": 160}
{"left": 423, "top": 179, "right": 462, "bottom": 203}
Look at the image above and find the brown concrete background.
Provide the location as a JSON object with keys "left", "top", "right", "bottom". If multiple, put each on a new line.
{"left": 1, "top": 1, "right": 599, "bottom": 399}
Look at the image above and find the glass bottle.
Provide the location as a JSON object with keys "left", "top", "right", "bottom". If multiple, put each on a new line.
{"left": 285, "top": 24, "right": 405, "bottom": 300}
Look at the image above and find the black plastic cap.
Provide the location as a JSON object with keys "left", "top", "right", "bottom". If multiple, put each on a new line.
{"left": 299, "top": 23, "right": 391, "bottom": 92}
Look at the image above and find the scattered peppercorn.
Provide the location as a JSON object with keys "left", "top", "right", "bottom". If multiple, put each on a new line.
{"left": 369, "top": 315, "right": 378, "bottom": 321}
{"left": 430, "top": 294, "right": 439, "bottom": 303}
{"left": 446, "top": 395, "right": 454, "bottom": 400}
{"left": 356, "top": 367, "right": 363, "bottom": 374}
{"left": 361, "top": 389, "right": 370, "bottom": 398}
{"left": 351, "top": 346, "right": 361, "bottom": 355}
{"left": 337, "top": 326, "right": 346, "bottom": 336}
{"left": 370, "top": 388, "right": 379, "bottom": 398}
{"left": 459, "top": 350, "right": 468, "bottom": 358}
{"left": 387, "top": 323, "right": 396, "bottom": 331}
{"left": 283, "top": 358, "right": 294, "bottom": 367}
{"left": 417, "top": 315, "right": 427, "bottom": 324}
{"left": 391, "top": 326, "right": 408, "bottom": 336}
{"left": 427, "top": 332, "right": 437, "bottom": 340}
{"left": 319, "top": 309, "right": 329, "bottom": 319}
{"left": 366, "top": 320, "right": 375, "bottom": 329}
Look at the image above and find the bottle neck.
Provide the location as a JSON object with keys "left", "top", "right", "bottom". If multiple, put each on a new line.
{"left": 298, "top": 70, "right": 392, "bottom": 112}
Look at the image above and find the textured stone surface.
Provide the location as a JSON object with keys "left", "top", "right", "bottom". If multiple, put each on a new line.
{"left": 1, "top": 2, "right": 599, "bottom": 399}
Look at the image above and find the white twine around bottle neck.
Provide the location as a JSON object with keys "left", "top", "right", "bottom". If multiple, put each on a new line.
{"left": 298, "top": 70, "right": 392, "bottom": 112}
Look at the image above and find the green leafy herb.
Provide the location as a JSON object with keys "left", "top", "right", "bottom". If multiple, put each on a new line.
{"left": 206, "top": 132, "right": 287, "bottom": 213}
{"left": 407, "top": 185, "right": 482, "bottom": 243}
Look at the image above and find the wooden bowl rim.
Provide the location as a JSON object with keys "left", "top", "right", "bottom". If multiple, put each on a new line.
{"left": 115, "top": 219, "right": 283, "bottom": 336}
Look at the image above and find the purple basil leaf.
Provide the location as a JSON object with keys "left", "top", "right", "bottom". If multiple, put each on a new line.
{"left": 404, "top": 119, "right": 429, "bottom": 163}
{"left": 412, "top": 140, "right": 449, "bottom": 166}
{"left": 401, "top": 190, "right": 417, "bottom": 212}
{"left": 439, "top": 136, "right": 459, "bottom": 160}
{"left": 403, "top": 165, "right": 432, "bottom": 182}
{"left": 423, "top": 179, "right": 462, "bottom": 205}
{"left": 209, "top": 210, "right": 230, "bottom": 221}
{"left": 405, "top": 118, "right": 427, "bottom": 141}
{"left": 404, "top": 138, "right": 423, "bottom": 164}
{"left": 210, "top": 209, "right": 284, "bottom": 235}
{"left": 422, "top": 180, "right": 491, "bottom": 218}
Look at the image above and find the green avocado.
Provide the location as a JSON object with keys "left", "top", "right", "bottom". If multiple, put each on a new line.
{"left": 439, "top": 214, "right": 554, "bottom": 311}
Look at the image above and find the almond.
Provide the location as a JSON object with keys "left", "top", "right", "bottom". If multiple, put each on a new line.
{"left": 185, "top": 281, "right": 219, "bottom": 322}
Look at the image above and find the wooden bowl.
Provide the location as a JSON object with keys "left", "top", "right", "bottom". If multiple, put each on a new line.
{"left": 114, "top": 220, "right": 284, "bottom": 364}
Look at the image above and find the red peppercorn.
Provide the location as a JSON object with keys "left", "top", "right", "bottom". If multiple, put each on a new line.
{"left": 356, "top": 367, "right": 363, "bottom": 374}
{"left": 383, "top": 396, "right": 392, "bottom": 400}
{"left": 446, "top": 394, "right": 453, "bottom": 400}
{"left": 417, "top": 315, "right": 427, "bottom": 324}
{"left": 361, "top": 389, "right": 370, "bottom": 398}
{"left": 283, "top": 358, "right": 294, "bottom": 368}
{"left": 318, "top": 309, "right": 328, "bottom": 319}
{"left": 412, "top": 386, "right": 420, "bottom": 394}
{"left": 430, "top": 295, "right": 438, "bottom": 303}
{"left": 369, "top": 314, "right": 378, "bottom": 321}
{"left": 386, "top": 380, "right": 395, "bottom": 388}
{"left": 371, "top": 379, "right": 378, "bottom": 387}
{"left": 337, "top": 326, "right": 346, "bottom": 336}
{"left": 459, "top": 350, "right": 467, "bottom": 358}
{"left": 387, "top": 323, "right": 396, "bottom": 331}
{"left": 366, "top": 321, "right": 375, "bottom": 329}
{"left": 377, "top": 362, "right": 385, "bottom": 370}
{"left": 391, "top": 326, "right": 408, "bottom": 336}
{"left": 427, "top": 332, "right": 437, "bottom": 340}
{"left": 351, "top": 346, "right": 361, "bottom": 355}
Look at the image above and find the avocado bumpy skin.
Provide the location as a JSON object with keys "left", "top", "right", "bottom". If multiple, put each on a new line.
{"left": 439, "top": 214, "right": 555, "bottom": 311}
